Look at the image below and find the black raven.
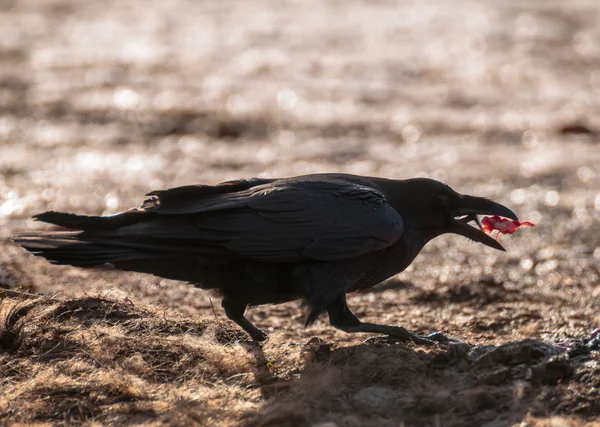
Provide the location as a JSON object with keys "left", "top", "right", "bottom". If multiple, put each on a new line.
{"left": 15, "top": 174, "right": 518, "bottom": 344}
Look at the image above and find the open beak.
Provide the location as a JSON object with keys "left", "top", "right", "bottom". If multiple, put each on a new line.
{"left": 451, "top": 195, "right": 518, "bottom": 251}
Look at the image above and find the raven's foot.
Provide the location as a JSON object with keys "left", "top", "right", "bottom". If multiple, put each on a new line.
{"left": 325, "top": 293, "right": 449, "bottom": 347}
{"left": 235, "top": 328, "right": 268, "bottom": 343}
{"left": 426, "top": 331, "right": 465, "bottom": 344}
{"left": 237, "top": 320, "right": 268, "bottom": 342}
{"left": 222, "top": 299, "right": 268, "bottom": 342}
{"left": 248, "top": 327, "right": 268, "bottom": 342}
{"left": 342, "top": 322, "right": 439, "bottom": 346}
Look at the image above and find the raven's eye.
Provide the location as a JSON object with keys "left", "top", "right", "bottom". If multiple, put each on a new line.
{"left": 437, "top": 193, "right": 450, "bottom": 206}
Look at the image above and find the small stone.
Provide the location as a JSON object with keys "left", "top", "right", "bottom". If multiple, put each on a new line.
{"left": 470, "top": 340, "right": 559, "bottom": 368}
{"left": 586, "top": 329, "right": 600, "bottom": 351}
{"left": 352, "top": 386, "right": 396, "bottom": 409}
{"left": 478, "top": 367, "right": 510, "bottom": 385}
{"left": 468, "top": 345, "right": 497, "bottom": 361}
{"left": 510, "top": 364, "right": 530, "bottom": 380}
{"left": 530, "top": 355, "right": 573, "bottom": 385}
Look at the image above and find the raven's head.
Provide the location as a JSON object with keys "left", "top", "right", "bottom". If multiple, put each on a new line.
{"left": 384, "top": 178, "right": 518, "bottom": 251}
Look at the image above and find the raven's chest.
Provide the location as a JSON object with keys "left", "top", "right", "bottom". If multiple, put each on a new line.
{"left": 346, "top": 232, "right": 427, "bottom": 292}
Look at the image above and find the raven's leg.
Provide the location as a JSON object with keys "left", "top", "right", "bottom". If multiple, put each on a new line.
{"left": 326, "top": 293, "right": 441, "bottom": 346}
{"left": 221, "top": 299, "right": 268, "bottom": 342}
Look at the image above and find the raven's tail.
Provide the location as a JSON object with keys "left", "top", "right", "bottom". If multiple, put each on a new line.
{"left": 13, "top": 209, "right": 159, "bottom": 267}
{"left": 32, "top": 209, "right": 149, "bottom": 230}
{"left": 14, "top": 232, "right": 167, "bottom": 267}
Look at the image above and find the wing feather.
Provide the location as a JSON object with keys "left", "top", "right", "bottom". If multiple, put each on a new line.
{"left": 61, "top": 175, "right": 404, "bottom": 263}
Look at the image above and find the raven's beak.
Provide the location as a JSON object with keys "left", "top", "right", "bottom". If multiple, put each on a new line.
{"left": 451, "top": 195, "right": 519, "bottom": 252}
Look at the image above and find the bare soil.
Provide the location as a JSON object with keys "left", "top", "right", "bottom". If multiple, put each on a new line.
{"left": 1, "top": 0, "right": 599, "bottom": 425}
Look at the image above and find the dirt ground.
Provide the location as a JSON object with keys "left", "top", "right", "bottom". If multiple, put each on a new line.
{"left": 1, "top": 0, "right": 600, "bottom": 425}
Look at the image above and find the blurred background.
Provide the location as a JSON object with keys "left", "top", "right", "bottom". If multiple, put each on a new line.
{"left": 0, "top": 0, "right": 599, "bottom": 340}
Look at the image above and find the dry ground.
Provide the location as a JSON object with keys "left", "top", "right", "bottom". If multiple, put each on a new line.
{"left": 1, "top": 0, "right": 600, "bottom": 425}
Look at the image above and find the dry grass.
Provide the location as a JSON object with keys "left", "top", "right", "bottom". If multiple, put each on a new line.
{"left": 0, "top": 294, "right": 598, "bottom": 426}
{"left": 0, "top": 296, "right": 256, "bottom": 425}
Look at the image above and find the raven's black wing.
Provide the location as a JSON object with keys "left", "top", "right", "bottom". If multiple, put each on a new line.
{"left": 116, "top": 175, "right": 404, "bottom": 262}
{"left": 17, "top": 175, "right": 404, "bottom": 264}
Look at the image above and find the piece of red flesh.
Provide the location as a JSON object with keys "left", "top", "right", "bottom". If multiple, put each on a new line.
{"left": 481, "top": 215, "right": 535, "bottom": 235}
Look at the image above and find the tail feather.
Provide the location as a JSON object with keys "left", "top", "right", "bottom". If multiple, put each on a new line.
{"left": 13, "top": 210, "right": 216, "bottom": 283}
{"left": 14, "top": 232, "right": 165, "bottom": 267}
{"left": 14, "top": 208, "right": 160, "bottom": 268}
{"left": 33, "top": 209, "right": 150, "bottom": 230}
